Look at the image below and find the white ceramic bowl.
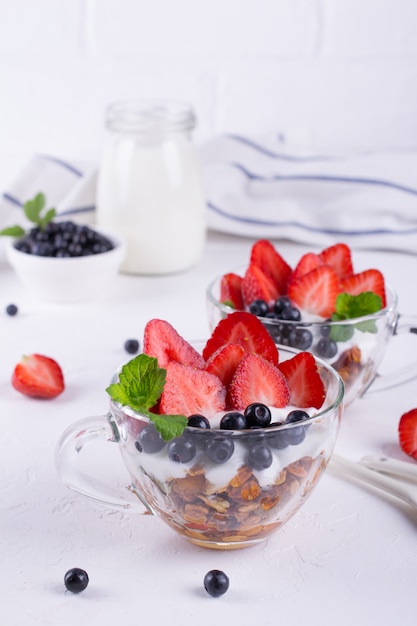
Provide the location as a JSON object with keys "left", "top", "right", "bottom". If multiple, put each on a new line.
{"left": 5, "top": 228, "right": 126, "bottom": 303}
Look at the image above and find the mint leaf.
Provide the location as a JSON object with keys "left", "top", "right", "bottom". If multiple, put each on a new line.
{"left": 151, "top": 413, "right": 188, "bottom": 441}
{"left": 330, "top": 291, "right": 383, "bottom": 340}
{"left": 105, "top": 353, "right": 187, "bottom": 441}
{"left": 24, "top": 192, "right": 45, "bottom": 223}
{"left": 39, "top": 208, "right": 56, "bottom": 230}
{"left": 332, "top": 292, "right": 382, "bottom": 321}
{"left": 0, "top": 225, "right": 26, "bottom": 237}
{"left": 107, "top": 354, "right": 166, "bottom": 411}
{"left": 23, "top": 192, "right": 56, "bottom": 231}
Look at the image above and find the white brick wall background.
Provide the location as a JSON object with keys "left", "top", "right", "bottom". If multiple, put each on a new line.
{"left": 1, "top": 0, "right": 417, "bottom": 185}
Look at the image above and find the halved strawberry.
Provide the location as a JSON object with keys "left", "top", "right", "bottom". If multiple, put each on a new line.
{"left": 159, "top": 362, "right": 226, "bottom": 417}
{"left": 202, "top": 311, "right": 279, "bottom": 365}
{"left": 340, "top": 269, "right": 386, "bottom": 308}
{"left": 204, "top": 343, "right": 245, "bottom": 388}
{"left": 12, "top": 354, "right": 65, "bottom": 399}
{"left": 287, "top": 265, "right": 340, "bottom": 318}
{"left": 398, "top": 408, "right": 417, "bottom": 460}
{"left": 220, "top": 272, "right": 244, "bottom": 310}
{"left": 229, "top": 353, "right": 290, "bottom": 410}
{"left": 318, "top": 243, "right": 353, "bottom": 280}
{"left": 277, "top": 352, "right": 325, "bottom": 409}
{"left": 290, "top": 252, "right": 323, "bottom": 283}
{"left": 143, "top": 319, "right": 205, "bottom": 369}
{"left": 250, "top": 239, "right": 292, "bottom": 293}
{"left": 242, "top": 263, "right": 280, "bottom": 307}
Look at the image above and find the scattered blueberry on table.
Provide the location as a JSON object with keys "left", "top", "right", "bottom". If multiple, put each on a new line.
{"left": 5, "top": 303, "right": 18, "bottom": 316}
{"left": 203, "top": 570, "right": 230, "bottom": 597}
{"left": 124, "top": 339, "right": 140, "bottom": 354}
{"left": 64, "top": 568, "right": 89, "bottom": 593}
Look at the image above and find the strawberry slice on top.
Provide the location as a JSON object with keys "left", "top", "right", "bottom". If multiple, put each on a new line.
{"left": 318, "top": 242, "right": 354, "bottom": 280}
{"left": 289, "top": 252, "right": 324, "bottom": 283}
{"left": 340, "top": 269, "right": 386, "bottom": 308}
{"left": 202, "top": 311, "right": 279, "bottom": 365}
{"left": 159, "top": 361, "right": 226, "bottom": 417}
{"left": 287, "top": 265, "right": 340, "bottom": 318}
{"left": 143, "top": 319, "right": 205, "bottom": 369}
{"left": 229, "top": 353, "right": 290, "bottom": 411}
{"left": 250, "top": 239, "right": 292, "bottom": 293}
{"left": 12, "top": 353, "right": 65, "bottom": 399}
{"left": 277, "top": 352, "right": 326, "bottom": 409}
{"left": 242, "top": 263, "right": 280, "bottom": 307}
{"left": 204, "top": 343, "right": 245, "bottom": 388}
{"left": 220, "top": 272, "right": 244, "bottom": 310}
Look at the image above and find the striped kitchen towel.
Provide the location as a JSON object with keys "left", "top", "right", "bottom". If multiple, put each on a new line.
{"left": 0, "top": 154, "right": 96, "bottom": 229}
{"left": 200, "top": 134, "right": 417, "bottom": 253}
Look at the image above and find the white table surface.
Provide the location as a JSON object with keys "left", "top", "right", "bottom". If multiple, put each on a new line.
{"left": 1, "top": 230, "right": 416, "bottom": 626}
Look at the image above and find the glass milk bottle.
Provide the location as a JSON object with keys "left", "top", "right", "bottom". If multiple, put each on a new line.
{"left": 96, "top": 100, "right": 206, "bottom": 274}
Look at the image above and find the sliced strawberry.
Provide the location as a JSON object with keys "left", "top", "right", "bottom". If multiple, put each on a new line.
{"left": 229, "top": 353, "right": 290, "bottom": 410}
{"left": 12, "top": 354, "right": 65, "bottom": 399}
{"left": 242, "top": 263, "right": 280, "bottom": 307}
{"left": 287, "top": 265, "right": 340, "bottom": 318}
{"left": 340, "top": 269, "right": 386, "bottom": 308}
{"left": 277, "top": 352, "right": 326, "bottom": 409}
{"left": 204, "top": 343, "right": 245, "bottom": 388}
{"left": 290, "top": 252, "right": 324, "bottom": 283}
{"left": 249, "top": 239, "right": 292, "bottom": 293}
{"left": 202, "top": 311, "right": 279, "bottom": 365}
{"left": 143, "top": 319, "right": 204, "bottom": 369}
{"left": 159, "top": 362, "right": 226, "bottom": 417}
{"left": 318, "top": 243, "right": 354, "bottom": 280}
{"left": 398, "top": 408, "right": 417, "bottom": 460}
{"left": 220, "top": 272, "right": 244, "bottom": 310}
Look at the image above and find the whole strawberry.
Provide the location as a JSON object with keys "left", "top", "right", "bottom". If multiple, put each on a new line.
{"left": 12, "top": 354, "right": 65, "bottom": 399}
{"left": 398, "top": 408, "right": 417, "bottom": 460}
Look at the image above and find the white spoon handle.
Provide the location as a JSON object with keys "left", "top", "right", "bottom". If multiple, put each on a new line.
{"left": 329, "top": 454, "right": 417, "bottom": 510}
{"left": 360, "top": 455, "right": 417, "bottom": 483}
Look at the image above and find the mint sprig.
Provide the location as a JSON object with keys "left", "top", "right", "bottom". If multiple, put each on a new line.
{"left": 106, "top": 354, "right": 187, "bottom": 441}
{"left": 329, "top": 291, "right": 383, "bottom": 341}
{"left": 0, "top": 192, "right": 56, "bottom": 237}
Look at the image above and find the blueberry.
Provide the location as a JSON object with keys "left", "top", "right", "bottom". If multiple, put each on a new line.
{"left": 244, "top": 403, "right": 271, "bottom": 427}
{"left": 285, "top": 410, "right": 309, "bottom": 445}
{"left": 316, "top": 336, "right": 338, "bottom": 359}
{"left": 246, "top": 442, "right": 273, "bottom": 470}
{"left": 273, "top": 296, "right": 292, "bottom": 316}
{"left": 203, "top": 570, "right": 229, "bottom": 597}
{"left": 135, "top": 424, "right": 166, "bottom": 453}
{"left": 249, "top": 299, "right": 269, "bottom": 317}
{"left": 124, "top": 339, "right": 140, "bottom": 354}
{"left": 220, "top": 411, "right": 247, "bottom": 430}
{"left": 205, "top": 436, "right": 234, "bottom": 464}
{"left": 5, "top": 303, "right": 18, "bottom": 316}
{"left": 288, "top": 327, "right": 313, "bottom": 350}
{"left": 280, "top": 306, "right": 301, "bottom": 322}
{"left": 168, "top": 436, "right": 196, "bottom": 463}
{"left": 188, "top": 414, "right": 210, "bottom": 429}
{"left": 64, "top": 568, "right": 89, "bottom": 593}
{"left": 268, "top": 424, "right": 289, "bottom": 449}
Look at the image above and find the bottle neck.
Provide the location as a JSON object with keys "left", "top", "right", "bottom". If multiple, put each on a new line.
{"left": 105, "top": 100, "right": 196, "bottom": 138}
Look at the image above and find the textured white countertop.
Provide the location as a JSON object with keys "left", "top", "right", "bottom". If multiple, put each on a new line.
{"left": 1, "top": 231, "right": 416, "bottom": 625}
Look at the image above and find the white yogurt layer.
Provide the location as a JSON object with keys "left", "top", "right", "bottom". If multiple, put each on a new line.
{"left": 123, "top": 405, "right": 337, "bottom": 490}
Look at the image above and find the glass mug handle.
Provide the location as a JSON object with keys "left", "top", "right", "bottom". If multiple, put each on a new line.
{"left": 365, "top": 313, "right": 417, "bottom": 395}
{"left": 55, "top": 414, "right": 151, "bottom": 514}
